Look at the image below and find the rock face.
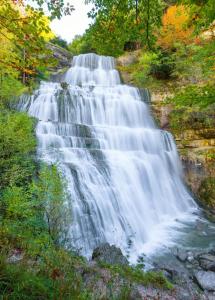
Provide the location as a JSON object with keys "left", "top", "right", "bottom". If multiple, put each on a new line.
{"left": 199, "top": 254, "right": 215, "bottom": 272}
{"left": 116, "top": 51, "right": 139, "bottom": 67}
{"left": 195, "top": 271, "right": 215, "bottom": 291}
{"left": 47, "top": 43, "right": 72, "bottom": 76}
{"left": 92, "top": 243, "right": 129, "bottom": 265}
{"left": 89, "top": 244, "right": 215, "bottom": 299}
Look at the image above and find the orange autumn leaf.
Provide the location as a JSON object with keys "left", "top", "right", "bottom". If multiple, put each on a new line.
{"left": 157, "top": 5, "right": 194, "bottom": 50}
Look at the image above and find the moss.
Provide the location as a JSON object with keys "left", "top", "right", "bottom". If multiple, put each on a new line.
{"left": 198, "top": 177, "right": 215, "bottom": 209}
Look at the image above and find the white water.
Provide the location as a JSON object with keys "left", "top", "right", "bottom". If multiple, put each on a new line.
{"left": 19, "top": 53, "right": 198, "bottom": 262}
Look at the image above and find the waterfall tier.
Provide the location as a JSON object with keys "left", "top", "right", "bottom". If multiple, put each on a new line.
{"left": 19, "top": 53, "right": 198, "bottom": 261}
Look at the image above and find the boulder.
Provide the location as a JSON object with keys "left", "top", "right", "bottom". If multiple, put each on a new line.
{"left": 174, "top": 248, "right": 188, "bottom": 262}
{"left": 198, "top": 254, "right": 215, "bottom": 272}
{"left": 92, "top": 243, "right": 129, "bottom": 266}
{"left": 195, "top": 271, "right": 215, "bottom": 291}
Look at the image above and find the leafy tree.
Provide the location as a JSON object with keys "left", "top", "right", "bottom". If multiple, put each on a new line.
{"left": 0, "top": 1, "right": 55, "bottom": 81}
{"left": 31, "top": 164, "right": 70, "bottom": 246}
{"left": 0, "top": 0, "right": 74, "bottom": 105}
{"left": 50, "top": 36, "right": 69, "bottom": 49}
{"left": 85, "top": 0, "right": 164, "bottom": 56}
{"left": 179, "top": 0, "right": 215, "bottom": 31}
{"left": 157, "top": 5, "right": 194, "bottom": 50}
{"left": 68, "top": 34, "right": 95, "bottom": 55}
{"left": 0, "top": 111, "right": 36, "bottom": 189}
{"left": 28, "top": 0, "right": 74, "bottom": 20}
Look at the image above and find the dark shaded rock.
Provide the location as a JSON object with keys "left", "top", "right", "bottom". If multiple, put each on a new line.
{"left": 92, "top": 243, "right": 129, "bottom": 266}
{"left": 174, "top": 248, "right": 188, "bottom": 262}
{"left": 198, "top": 254, "right": 215, "bottom": 271}
{"left": 195, "top": 271, "right": 215, "bottom": 291}
{"left": 139, "top": 88, "right": 151, "bottom": 104}
{"left": 60, "top": 82, "right": 69, "bottom": 90}
{"left": 153, "top": 256, "right": 207, "bottom": 299}
{"left": 47, "top": 43, "right": 72, "bottom": 72}
{"left": 154, "top": 258, "right": 189, "bottom": 282}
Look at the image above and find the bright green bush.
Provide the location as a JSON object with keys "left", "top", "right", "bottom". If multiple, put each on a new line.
{"left": 0, "top": 111, "right": 36, "bottom": 189}
{"left": 30, "top": 164, "right": 70, "bottom": 247}
{"left": 133, "top": 50, "right": 174, "bottom": 88}
{"left": 0, "top": 75, "right": 26, "bottom": 109}
{"left": 168, "top": 83, "right": 215, "bottom": 108}
{"left": 171, "top": 40, "right": 215, "bottom": 82}
{"left": 68, "top": 35, "right": 95, "bottom": 55}
{"left": 198, "top": 177, "right": 215, "bottom": 209}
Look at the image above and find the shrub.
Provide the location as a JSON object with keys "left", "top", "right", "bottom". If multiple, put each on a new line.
{"left": 150, "top": 51, "right": 174, "bottom": 80}
{"left": 0, "top": 111, "right": 36, "bottom": 189}
{"left": 198, "top": 177, "right": 215, "bottom": 209}
{"left": 168, "top": 83, "right": 215, "bottom": 108}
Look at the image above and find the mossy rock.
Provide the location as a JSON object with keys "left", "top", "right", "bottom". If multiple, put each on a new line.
{"left": 198, "top": 177, "right": 215, "bottom": 209}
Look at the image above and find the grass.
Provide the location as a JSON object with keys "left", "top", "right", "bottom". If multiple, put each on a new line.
{"left": 98, "top": 262, "right": 173, "bottom": 290}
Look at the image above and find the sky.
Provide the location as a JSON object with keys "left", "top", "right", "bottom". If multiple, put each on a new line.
{"left": 50, "top": 0, "right": 93, "bottom": 43}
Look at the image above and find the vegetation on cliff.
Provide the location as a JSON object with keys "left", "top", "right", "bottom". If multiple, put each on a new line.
{"left": 0, "top": 0, "right": 214, "bottom": 298}
{"left": 0, "top": 1, "right": 177, "bottom": 299}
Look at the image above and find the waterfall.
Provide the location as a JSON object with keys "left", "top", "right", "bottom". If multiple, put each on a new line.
{"left": 19, "top": 53, "right": 198, "bottom": 261}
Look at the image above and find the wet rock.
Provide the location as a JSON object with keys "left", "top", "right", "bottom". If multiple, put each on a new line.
{"left": 198, "top": 254, "right": 215, "bottom": 271}
{"left": 154, "top": 257, "right": 190, "bottom": 282}
{"left": 60, "top": 82, "right": 69, "bottom": 89}
{"left": 174, "top": 248, "right": 188, "bottom": 262}
{"left": 195, "top": 271, "right": 215, "bottom": 291}
{"left": 187, "top": 251, "right": 195, "bottom": 263}
{"left": 92, "top": 243, "right": 129, "bottom": 266}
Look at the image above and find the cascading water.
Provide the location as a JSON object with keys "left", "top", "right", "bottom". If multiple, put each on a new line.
{"left": 19, "top": 53, "right": 199, "bottom": 262}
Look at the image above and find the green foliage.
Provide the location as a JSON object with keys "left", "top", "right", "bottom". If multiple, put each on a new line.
{"left": 169, "top": 105, "right": 215, "bottom": 132}
{"left": 171, "top": 40, "right": 215, "bottom": 82}
{"left": 29, "top": 0, "right": 74, "bottom": 20}
{"left": 82, "top": 0, "right": 164, "bottom": 57}
{"left": 0, "top": 253, "right": 91, "bottom": 300}
{"left": 50, "top": 36, "right": 69, "bottom": 50}
{"left": 135, "top": 51, "right": 160, "bottom": 80}
{"left": 0, "top": 75, "right": 27, "bottom": 108}
{"left": 198, "top": 177, "right": 215, "bottom": 209}
{"left": 180, "top": 0, "right": 215, "bottom": 31}
{"left": 0, "top": 0, "right": 72, "bottom": 107}
{"left": 98, "top": 262, "right": 173, "bottom": 290}
{"left": 150, "top": 52, "right": 174, "bottom": 80}
{"left": 31, "top": 164, "right": 70, "bottom": 247}
{"left": 0, "top": 111, "right": 36, "bottom": 189}
{"left": 0, "top": 185, "right": 49, "bottom": 254}
{"left": 168, "top": 83, "right": 215, "bottom": 108}
{"left": 68, "top": 35, "right": 95, "bottom": 55}
{"left": 131, "top": 50, "right": 174, "bottom": 89}
{"left": 121, "top": 39, "right": 215, "bottom": 93}
{"left": 0, "top": 164, "right": 69, "bottom": 256}
{"left": 0, "top": 108, "right": 92, "bottom": 299}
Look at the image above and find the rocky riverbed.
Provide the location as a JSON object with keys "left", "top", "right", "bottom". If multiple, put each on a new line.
{"left": 83, "top": 243, "right": 215, "bottom": 299}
